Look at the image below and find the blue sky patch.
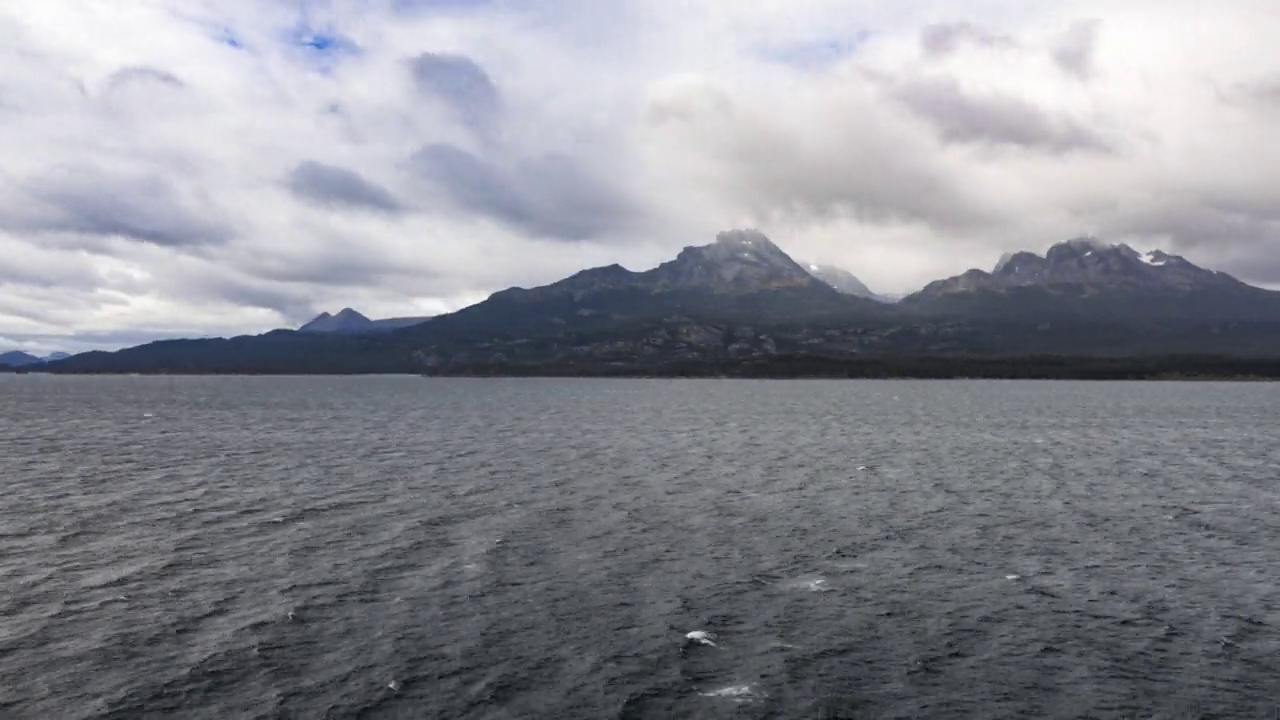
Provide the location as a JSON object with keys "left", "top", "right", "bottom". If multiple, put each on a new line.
{"left": 292, "top": 27, "right": 359, "bottom": 55}
{"left": 761, "top": 31, "right": 875, "bottom": 70}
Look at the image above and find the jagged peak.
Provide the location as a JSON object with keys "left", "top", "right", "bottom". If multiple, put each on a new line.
{"left": 991, "top": 237, "right": 1159, "bottom": 272}
{"left": 912, "top": 234, "right": 1240, "bottom": 301}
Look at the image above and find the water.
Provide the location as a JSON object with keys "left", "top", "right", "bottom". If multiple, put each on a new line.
{"left": 1, "top": 376, "right": 1278, "bottom": 719}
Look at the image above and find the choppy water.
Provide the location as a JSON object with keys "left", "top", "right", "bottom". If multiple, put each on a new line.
{"left": 1, "top": 376, "right": 1279, "bottom": 719}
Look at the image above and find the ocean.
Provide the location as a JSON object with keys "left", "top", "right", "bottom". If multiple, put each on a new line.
{"left": 1, "top": 376, "right": 1278, "bottom": 718}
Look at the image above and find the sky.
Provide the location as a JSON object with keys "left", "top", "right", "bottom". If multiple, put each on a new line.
{"left": 1, "top": 0, "right": 1279, "bottom": 353}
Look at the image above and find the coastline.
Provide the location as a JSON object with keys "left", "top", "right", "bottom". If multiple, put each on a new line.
{"left": 18, "top": 354, "right": 1280, "bottom": 380}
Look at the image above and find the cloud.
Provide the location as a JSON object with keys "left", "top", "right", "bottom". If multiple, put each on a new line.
{"left": 104, "top": 66, "right": 185, "bottom": 91}
{"left": 921, "top": 22, "right": 1018, "bottom": 58}
{"left": 1052, "top": 19, "right": 1102, "bottom": 80}
{"left": 410, "top": 52, "right": 501, "bottom": 135}
{"left": 3, "top": 167, "right": 232, "bottom": 247}
{"left": 408, "top": 143, "right": 634, "bottom": 240}
{"left": 287, "top": 161, "right": 403, "bottom": 212}
{"left": 890, "top": 76, "right": 1111, "bottom": 152}
{"left": 1220, "top": 76, "right": 1280, "bottom": 110}
{"left": 2, "top": 0, "right": 1280, "bottom": 351}
{"left": 639, "top": 74, "right": 993, "bottom": 233}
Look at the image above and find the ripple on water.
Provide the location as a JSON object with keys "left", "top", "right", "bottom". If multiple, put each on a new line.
{"left": 1, "top": 376, "right": 1279, "bottom": 719}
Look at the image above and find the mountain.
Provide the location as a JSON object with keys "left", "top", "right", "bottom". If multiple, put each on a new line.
{"left": 0, "top": 351, "right": 41, "bottom": 367}
{"left": 43, "top": 352, "right": 71, "bottom": 362}
{"left": 49, "top": 229, "right": 890, "bottom": 374}
{"left": 494, "top": 229, "right": 834, "bottom": 300}
{"left": 913, "top": 237, "right": 1246, "bottom": 299}
{"left": 804, "top": 263, "right": 890, "bottom": 302}
{"left": 299, "top": 308, "right": 374, "bottom": 333}
{"left": 299, "top": 308, "right": 432, "bottom": 334}
{"left": 903, "top": 237, "right": 1280, "bottom": 321}
{"left": 42, "top": 231, "right": 1280, "bottom": 376}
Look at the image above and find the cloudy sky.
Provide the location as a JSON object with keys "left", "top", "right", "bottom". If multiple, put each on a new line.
{"left": 2, "top": 0, "right": 1279, "bottom": 353}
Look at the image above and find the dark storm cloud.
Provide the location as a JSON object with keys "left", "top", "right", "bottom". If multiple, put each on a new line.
{"left": 920, "top": 22, "right": 1018, "bottom": 58}
{"left": 9, "top": 169, "right": 232, "bottom": 247}
{"left": 408, "top": 143, "right": 632, "bottom": 240}
{"left": 1052, "top": 20, "right": 1101, "bottom": 80}
{"left": 891, "top": 76, "right": 1110, "bottom": 152}
{"left": 287, "top": 161, "right": 403, "bottom": 212}
{"left": 410, "top": 52, "right": 501, "bottom": 133}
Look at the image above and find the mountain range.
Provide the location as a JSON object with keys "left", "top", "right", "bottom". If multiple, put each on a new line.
{"left": 42, "top": 229, "right": 1280, "bottom": 376}
{"left": 1, "top": 351, "right": 70, "bottom": 368}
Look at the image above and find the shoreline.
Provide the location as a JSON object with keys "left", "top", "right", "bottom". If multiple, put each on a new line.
{"left": 15, "top": 354, "right": 1280, "bottom": 381}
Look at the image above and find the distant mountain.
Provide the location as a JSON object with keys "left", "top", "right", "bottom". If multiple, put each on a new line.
{"left": 0, "top": 351, "right": 41, "bottom": 367}
{"left": 299, "top": 308, "right": 432, "bottom": 334}
{"left": 915, "top": 237, "right": 1242, "bottom": 297}
{"left": 424, "top": 229, "right": 880, "bottom": 342}
{"left": 804, "top": 263, "right": 891, "bottom": 302}
{"left": 50, "top": 230, "right": 888, "bottom": 374}
{"left": 43, "top": 352, "right": 71, "bottom": 362}
{"left": 299, "top": 308, "right": 373, "bottom": 333}
{"left": 495, "top": 229, "right": 834, "bottom": 301}
{"left": 43, "top": 231, "right": 1280, "bottom": 375}
{"left": 902, "top": 237, "right": 1280, "bottom": 325}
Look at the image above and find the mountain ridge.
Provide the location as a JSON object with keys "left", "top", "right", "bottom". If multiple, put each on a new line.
{"left": 912, "top": 237, "right": 1245, "bottom": 298}
{"left": 42, "top": 230, "right": 1280, "bottom": 375}
{"left": 0, "top": 350, "right": 72, "bottom": 367}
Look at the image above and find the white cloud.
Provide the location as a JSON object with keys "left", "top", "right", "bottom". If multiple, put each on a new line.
{"left": 1, "top": 0, "right": 1280, "bottom": 352}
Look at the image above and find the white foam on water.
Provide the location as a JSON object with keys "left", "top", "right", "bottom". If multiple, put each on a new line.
{"left": 685, "top": 630, "right": 717, "bottom": 646}
{"left": 1005, "top": 574, "right": 1022, "bottom": 581}
{"left": 699, "top": 685, "right": 756, "bottom": 701}
{"left": 783, "top": 575, "right": 831, "bottom": 592}
{"left": 388, "top": 680, "right": 401, "bottom": 691}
